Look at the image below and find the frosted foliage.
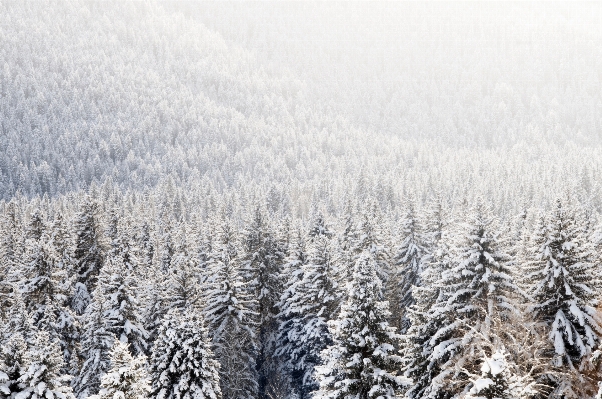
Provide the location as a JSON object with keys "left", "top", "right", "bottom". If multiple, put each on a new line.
{"left": 466, "top": 351, "right": 538, "bottom": 399}
{"left": 150, "top": 310, "right": 221, "bottom": 399}
{"left": 525, "top": 201, "right": 602, "bottom": 367}
{"left": 0, "top": 333, "right": 28, "bottom": 399}
{"left": 73, "top": 295, "right": 114, "bottom": 399}
{"left": 276, "top": 224, "right": 339, "bottom": 397}
{"left": 314, "top": 253, "right": 410, "bottom": 399}
{"left": 89, "top": 339, "right": 150, "bottom": 399}
{"left": 15, "top": 331, "right": 75, "bottom": 399}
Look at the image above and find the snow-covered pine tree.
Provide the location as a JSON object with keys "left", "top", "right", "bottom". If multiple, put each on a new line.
{"left": 72, "top": 199, "right": 104, "bottom": 314}
{"left": 89, "top": 339, "right": 150, "bottom": 399}
{"left": 165, "top": 245, "right": 201, "bottom": 313}
{"left": 351, "top": 202, "right": 391, "bottom": 294}
{"left": 465, "top": 351, "right": 527, "bottom": 399}
{"left": 106, "top": 209, "right": 138, "bottom": 274}
{"left": 388, "top": 202, "right": 426, "bottom": 334}
{"left": 157, "top": 207, "right": 174, "bottom": 274}
{"left": 275, "top": 227, "right": 309, "bottom": 398}
{"left": 240, "top": 205, "right": 283, "bottom": 399}
{"left": 93, "top": 257, "right": 148, "bottom": 356}
{"left": 276, "top": 218, "right": 340, "bottom": 399}
{"left": 524, "top": 199, "right": 602, "bottom": 393}
{"left": 314, "top": 251, "right": 409, "bottom": 399}
{"left": 17, "top": 330, "right": 75, "bottom": 399}
{"left": 0, "top": 332, "right": 28, "bottom": 399}
{"left": 150, "top": 309, "right": 221, "bottom": 399}
{"left": 422, "top": 193, "right": 448, "bottom": 252}
{"left": 72, "top": 294, "right": 114, "bottom": 398}
{"left": 402, "top": 201, "right": 518, "bottom": 398}
{"left": 137, "top": 221, "right": 154, "bottom": 275}
{"left": 142, "top": 267, "right": 168, "bottom": 351}
{"left": 336, "top": 198, "right": 357, "bottom": 284}
{"left": 19, "top": 211, "right": 79, "bottom": 372}
{"left": 1, "top": 288, "right": 35, "bottom": 345}
{"left": 204, "top": 217, "right": 258, "bottom": 399}
{"left": 0, "top": 201, "right": 22, "bottom": 290}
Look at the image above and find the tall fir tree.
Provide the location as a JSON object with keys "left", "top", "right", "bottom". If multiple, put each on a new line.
{"left": 92, "top": 257, "right": 148, "bottom": 356}
{"left": 72, "top": 295, "right": 114, "bottom": 398}
{"left": 402, "top": 201, "right": 519, "bottom": 398}
{"left": 388, "top": 202, "right": 427, "bottom": 334}
{"left": 90, "top": 339, "right": 150, "bottom": 399}
{"left": 204, "top": 217, "right": 258, "bottom": 399}
{"left": 19, "top": 211, "right": 80, "bottom": 375}
{"left": 276, "top": 219, "right": 340, "bottom": 399}
{"left": 150, "top": 310, "right": 221, "bottom": 399}
{"left": 72, "top": 199, "right": 104, "bottom": 315}
{"left": 17, "top": 330, "right": 75, "bottom": 399}
{"left": 314, "top": 251, "right": 409, "bottom": 399}
{"left": 0, "top": 332, "right": 28, "bottom": 399}
{"left": 524, "top": 199, "right": 602, "bottom": 395}
{"left": 240, "top": 206, "right": 284, "bottom": 399}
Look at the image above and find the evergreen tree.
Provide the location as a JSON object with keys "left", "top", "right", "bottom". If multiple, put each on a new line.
{"left": 276, "top": 220, "right": 339, "bottom": 399}
{"left": 204, "top": 218, "right": 258, "bottom": 399}
{"left": 0, "top": 332, "right": 28, "bottom": 399}
{"left": 314, "top": 252, "right": 409, "bottom": 399}
{"left": 93, "top": 257, "right": 148, "bottom": 356}
{"left": 275, "top": 228, "right": 309, "bottom": 398}
{"left": 19, "top": 212, "right": 79, "bottom": 373}
{"left": 166, "top": 248, "right": 201, "bottom": 313}
{"left": 72, "top": 199, "right": 104, "bottom": 314}
{"left": 143, "top": 267, "right": 168, "bottom": 351}
{"left": 524, "top": 200, "right": 602, "bottom": 388}
{"left": 1, "top": 289, "right": 35, "bottom": 345}
{"left": 90, "top": 339, "right": 150, "bottom": 399}
{"left": 0, "top": 202, "right": 22, "bottom": 287}
{"left": 17, "top": 331, "right": 75, "bottom": 399}
{"left": 351, "top": 203, "right": 391, "bottom": 294}
{"left": 72, "top": 295, "right": 114, "bottom": 398}
{"left": 466, "top": 350, "right": 539, "bottom": 399}
{"left": 389, "top": 202, "right": 426, "bottom": 333}
{"left": 150, "top": 310, "right": 221, "bottom": 399}
{"left": 240, "top": 206, "right": 283, "bottom": 399}
{"left": 137, "top": 221, "right": 154, "bottom": 275}
{"left": 402, "top": 201, "right": 518, "bottom": 398}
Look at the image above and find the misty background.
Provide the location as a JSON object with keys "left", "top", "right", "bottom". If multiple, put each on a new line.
{"left": 0, "top": 1, "right": 601, "bottom": 215}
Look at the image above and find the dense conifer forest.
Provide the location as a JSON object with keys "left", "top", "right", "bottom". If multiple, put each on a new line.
{"left": 2, "top": 2, "right": 602, "bottom": 399}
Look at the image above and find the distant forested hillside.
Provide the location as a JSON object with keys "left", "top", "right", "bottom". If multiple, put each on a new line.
{"left": 0, "top": 1, "right": 602, "bottom": 218}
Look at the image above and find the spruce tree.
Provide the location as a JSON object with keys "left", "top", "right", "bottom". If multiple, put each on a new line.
{"left": 72, "top": 199, "right": 104, "bottom": 314}
{"left": 17, "top": 331, "right": 75, "bottom": 399}
{"left": 240, "top": 206, "right": 283, "bottom": 399}
{"left": 165, "top": 248, "right": 201, "bottom": 313}
{"left": 204, "top": 218, "right": 258, "bottom": 399}
{"left": 402, "top": 201, "right": 518, "bottom": 398}
{"left": 0, "top": 332, "right": 28, "bottom": 399}
{"left": 72, "top": 295, "right": 114, "bottom": 398}
{"left": 90, "top": 339, "right": 150, "bottom": 399}
{"left": 143, "top": 267, "right": 168, "bottom": 350}
{"left": 276, "top": 220, "right": 339, "bottom": 399}
{"left": 19, "top": 213, "right": 79, "bottom": 374}
{"left": 389, "top": 202, "right": 426, "bottom": 333}
{"left": 275, "top": 228, "right": 309, "bottom": 398}
{"left": 351, "top": 204, "right": 391, "bottom": 288}
{"left": 524, "top": 200, "right": 602, "bottom": 387}
{"left": 314, "top": 252, "right": 409, "bottom": 399}
{"left": 0, "top": 202, "right": 23, "bottom": 288}
{"left": 93, "top": 257, "right": 148, "bottom": 356}
{"left": 150, "top": 310, "right": 221, "bottom": 399}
